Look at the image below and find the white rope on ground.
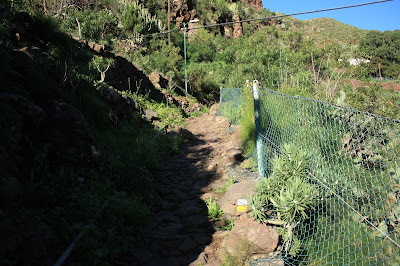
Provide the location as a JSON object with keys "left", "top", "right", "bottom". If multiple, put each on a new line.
{"left": 54, "top": 199, "right": 109, "bottom": 266}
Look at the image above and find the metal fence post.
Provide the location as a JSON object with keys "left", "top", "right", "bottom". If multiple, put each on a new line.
{"left": 253, "top": 80, "right": 265, "bottom": 177}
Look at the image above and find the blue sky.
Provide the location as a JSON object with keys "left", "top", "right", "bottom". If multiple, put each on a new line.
{"left": 261, "top": 0, "right": 400, "bottom": 31}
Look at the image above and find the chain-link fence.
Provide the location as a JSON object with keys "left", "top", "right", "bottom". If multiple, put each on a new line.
{"left": 220, "top": 86, "right": 400, "bottom": 265}
{"left": 219, "top": 87, "right": 247, "bottom": 124}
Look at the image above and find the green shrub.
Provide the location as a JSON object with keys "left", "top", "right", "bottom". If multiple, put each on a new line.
{"left": 205, "top": 198, "right": 224, "bottom": 221}
{"left": 239, "top": 86, "right": 256, "bottom": 155}
{"left": 240, "top": 158, "right": 258, "bottom": 171}
{"left": 220, "top": 102, "right": 242, "bottom": 125}
{"left": 62, "top": 8, "right": 118, "bottom": 46}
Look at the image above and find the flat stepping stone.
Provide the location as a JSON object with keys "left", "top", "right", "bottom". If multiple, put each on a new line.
{"left": 193, "top": 236, "right": 212, "bottom": 246}
{"left": 158, "top": 222, "right": 184, "bottom": 233}
{"left": 186, "top": 225, "right": 214, "bottom": 235}
{"left": 171, "top": 188, "right": 188, "bottom": 200}
{"left": 158, "top": 212, "right": 182, "bottom": 223}
{"left": 174, "top": 205, "right": 204, "bottom": 216}
{"left": 163, "top": 200, "right": 177, "bottom": 209}
{"left": 180, "top": 180, "right": 194, "bottom": 186}
{"left": 184, "top": 214, "right": 209, "bottom": 227}
{"left": 178, "top": 238, "right": 196, "bottom": 252}
{"left": 179, "top": 199, "right": 202, "bottom": 208}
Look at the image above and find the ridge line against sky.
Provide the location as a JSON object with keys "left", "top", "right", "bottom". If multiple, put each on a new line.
{"left": 262, "top": 0, "right": 399, "bottom": 31}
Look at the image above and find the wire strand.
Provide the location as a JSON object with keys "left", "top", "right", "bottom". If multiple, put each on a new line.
{"left": 138, "top": 0, "right": 393, "bottom": 38}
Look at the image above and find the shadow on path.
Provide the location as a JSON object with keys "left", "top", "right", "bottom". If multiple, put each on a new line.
{"left": 124, "top": 114, "right": 234, "bottom": 265}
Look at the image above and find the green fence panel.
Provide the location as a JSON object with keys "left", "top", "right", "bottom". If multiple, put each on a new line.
{"left": 218, "top": 86, "right": 400, "bottom": 265}
{"left": 219, "top": 87, "right": 246, "bottom": 125}
{"left": 257, "top": 88, "right": 400, "bottom": 265}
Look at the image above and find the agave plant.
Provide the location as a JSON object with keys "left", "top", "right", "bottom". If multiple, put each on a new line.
{"left": 247, "top": 193, "right": 268, "bottom": 223}
{"left": 272, "top": 143, "right": 311, "bottom": 181}
{"left": 270, "top": 177, "right": 317, "bottom": 223}
{"left": 255, "top": 175, "right": 282, "bottom": 201}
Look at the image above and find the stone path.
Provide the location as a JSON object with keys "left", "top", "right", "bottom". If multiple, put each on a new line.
{"left": 121, "top": 110, "right": 244, "bottom": 265}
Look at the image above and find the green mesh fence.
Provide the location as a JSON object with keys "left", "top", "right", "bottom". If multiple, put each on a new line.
{"left": 219, "top": 87, "right": 246, "bottom": 125}
{"left": 259, "top": 88, "right": 400, "bottom": 265}
{"left": 220, "top": 87, "right": 400, "bottom": 265}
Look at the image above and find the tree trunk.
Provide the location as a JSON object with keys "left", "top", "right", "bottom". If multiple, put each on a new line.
{"left": 168, "top": 0, "right": 171, "bottom": 45}
{"left": 76, "top": 18, "right": 81, "bottom": 39}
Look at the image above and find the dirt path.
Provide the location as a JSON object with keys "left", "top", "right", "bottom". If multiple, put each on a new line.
{"left": 124, "top": 110, "right": 244, "bottom": 265}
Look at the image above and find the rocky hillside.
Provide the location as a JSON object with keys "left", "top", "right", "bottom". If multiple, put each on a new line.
{"left": 0, "top": 7, "right": 203, "bottom": 264}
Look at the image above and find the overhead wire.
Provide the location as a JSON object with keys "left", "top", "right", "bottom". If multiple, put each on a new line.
{"left": 53, "top": 1, "right": 394, "bottom": 263}
{"left": 137, "top": 0, "right": 393, "bottom": 39}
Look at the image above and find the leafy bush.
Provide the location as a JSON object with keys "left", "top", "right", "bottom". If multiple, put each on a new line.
{"left": 220, "top": 102, "right": 242, "bottom": 125}
{"left": 240, "top": 157, "right": 258, "bottom": 171}
{"left": 131, "top": 39, "right": 182, "bottom": 78}
{"left": 219, "top": 217, "right": 235, "bottom": 231}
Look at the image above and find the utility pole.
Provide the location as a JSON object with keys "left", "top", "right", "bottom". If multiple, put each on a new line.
{"left": 168, "top": 0, "right": 171, "bottom": 45}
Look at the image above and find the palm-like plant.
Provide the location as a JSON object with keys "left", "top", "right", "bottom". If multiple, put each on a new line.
{"left": 255, "top": 175, "right": 282, "bottom": 201}
{"left": 252, "top": 143, "right": 318, "bottom": 256}
{"left": 270, "top": 177, "right": 317, "bottom": 223}
{"left": 247, "top": 193, "right": 268, "bottom": 222}
{"left": 272, "top": 144, "right": 311, "bottom": 181}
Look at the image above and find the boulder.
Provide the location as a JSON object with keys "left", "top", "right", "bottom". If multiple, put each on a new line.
{"left": 0, "top": 146, "right": 18, "bottom": 181}
{"left": 206, "top": 163, "right": 217, "bottom": 172}
{"left": 224, "top": 147, "right": 244, "bottom": 165}
{"left": 98, "top": 86, "right": 141, "bottom": 120}
{"left": 218, "top": 180, "right": 255, "bottom": 216}
{"left": 242, "top": 0, "right": 263, "bottom": 9}
{"left": 39, "top": 101, "right": 97, "bottom": 163}
{"left": 0, "top": 210, "right": 22, "bottom": 260}
{"left": 189, "top": 252, "right": 208, "bottom": 266}
{"left": 107, "top": 55, "right": 165, "bottom": 102}
{"left": 0, "top": 92, "right": 45, "bottom": 128}
{"left": 131, "top": 247, "right": 154, "bottom": 265}
{"left": 149, "top": 72, "right": 161, "bottom": 83}
{"left": 88, "top": 41, "right": 104, "bottom": 53}
{"left": 144, "top": 109, "right": 158, "bottom": 121}
{"left": 12, "top": 12, "right": 35, "bottom": 43}
{"left": 10, "top": 46, "right": 44, "bottom": 72}
{"left": 224, "top": 213, "right": 279, "bottom": 256}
